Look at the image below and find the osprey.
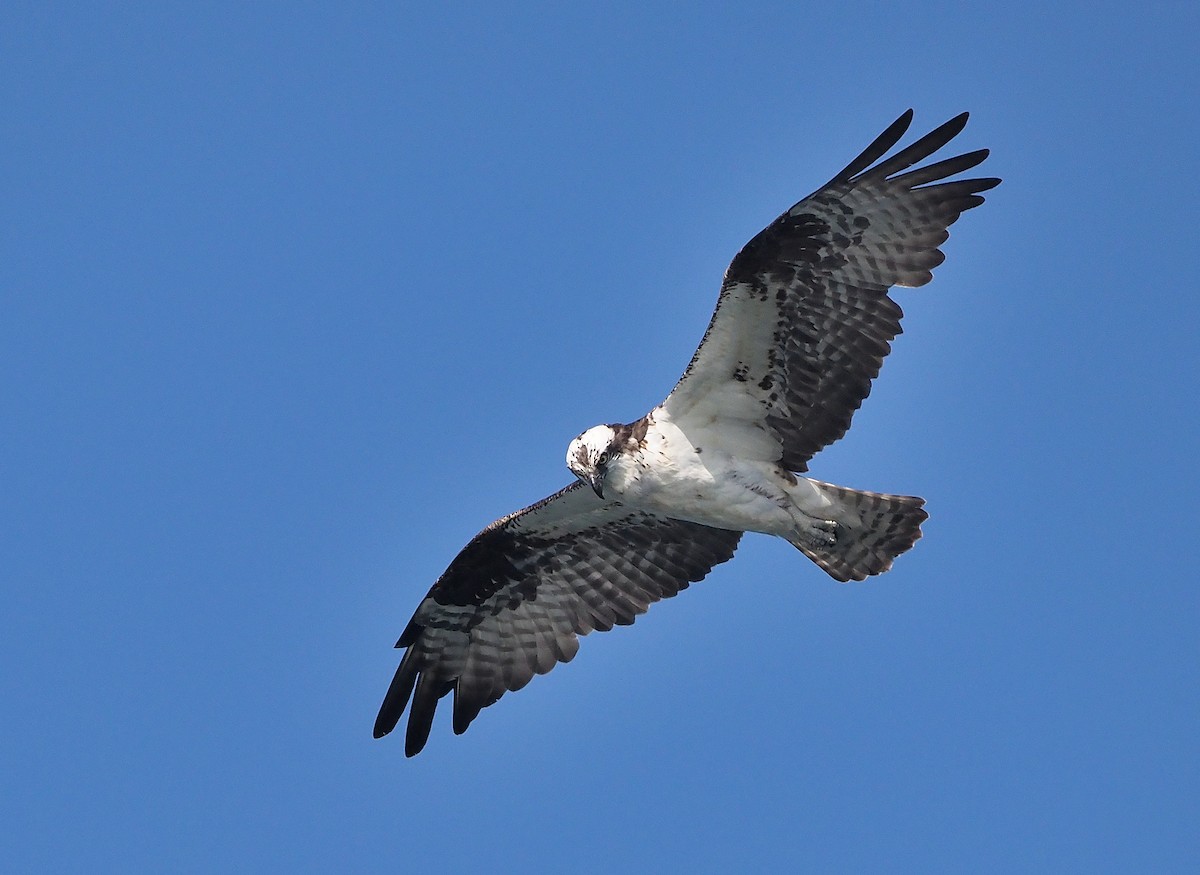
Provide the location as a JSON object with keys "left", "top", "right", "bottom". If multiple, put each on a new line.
{"left": 376, "top": 110, "right": 999, "bottom": 755}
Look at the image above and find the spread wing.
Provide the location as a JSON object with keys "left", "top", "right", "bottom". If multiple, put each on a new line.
{"left": 374, "top": 482, "right": 742, "bottom": 756}
{"left": 663, "top": 110, "right": 1000, "bottom": 471}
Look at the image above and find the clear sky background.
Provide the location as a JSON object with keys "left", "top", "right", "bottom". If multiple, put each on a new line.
{"left": 4, "top": 3, "right": 1197, "bottom": 872}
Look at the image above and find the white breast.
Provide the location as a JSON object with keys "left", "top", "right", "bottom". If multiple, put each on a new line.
{"left": 605, "top": 407, "right": 808, "bottom": 537}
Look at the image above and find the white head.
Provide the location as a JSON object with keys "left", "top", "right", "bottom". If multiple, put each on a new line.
{"left": 566, "top": 424, "right": 619, "bottom": 498}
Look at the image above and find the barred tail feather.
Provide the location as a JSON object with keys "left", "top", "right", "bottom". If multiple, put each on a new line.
{"left": 791, "top": 482, "right": 928, "bottom": 582}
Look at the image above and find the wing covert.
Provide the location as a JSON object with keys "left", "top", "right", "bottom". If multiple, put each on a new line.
{"left": 664, "top": 110, "right": 999, "bottom": 471}
{"left": 374, "top": 482, "right": 742, "bottom": 756}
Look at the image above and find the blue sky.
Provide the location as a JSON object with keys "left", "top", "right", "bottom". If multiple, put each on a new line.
{"left": 4, "top": 2, "right": 1197, "bottom": 871}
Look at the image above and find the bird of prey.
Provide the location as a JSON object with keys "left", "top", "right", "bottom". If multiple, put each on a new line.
{"left": 376, "top": 110, "right": 998, "bottom": 756}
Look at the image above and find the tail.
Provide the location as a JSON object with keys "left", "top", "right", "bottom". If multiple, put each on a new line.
{"left": 790, "top": 481, "right": 928, "bottom": 582}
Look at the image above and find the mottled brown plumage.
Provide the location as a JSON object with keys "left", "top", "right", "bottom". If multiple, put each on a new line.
{"left": 376, "top": 111, "right": 998, "bottom": 755}
{"left": 667, "top": 111, "right": 998, "bottom": 472}
{"left": 375, "top": 484, "right": 740, "bottom": 756}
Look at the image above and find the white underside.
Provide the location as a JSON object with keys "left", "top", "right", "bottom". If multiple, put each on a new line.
{"left": 603, "top": 407, "right": 854, "bottom": 538}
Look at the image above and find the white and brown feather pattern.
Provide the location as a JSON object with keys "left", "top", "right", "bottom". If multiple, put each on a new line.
{"left": 792, "top": 482, "right": 929, "bottom": 582}
{"left": 666, "top": 110, "right": 999, "bottom": 471}
{"left": 373, "top": 482, "right": 741, "bottom": 756}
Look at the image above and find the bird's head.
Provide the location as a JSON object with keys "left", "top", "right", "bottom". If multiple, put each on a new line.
{"left": 566, "top": 425, "right": 619, "bottom": 499}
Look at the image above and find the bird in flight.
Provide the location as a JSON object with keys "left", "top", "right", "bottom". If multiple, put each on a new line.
{"left": 376, "top": 110, "right": 999, "bottom": 756}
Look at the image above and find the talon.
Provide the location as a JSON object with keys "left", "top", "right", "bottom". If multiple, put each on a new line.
{"left": 803, "top": 519, "right": 838, "bottom": 548}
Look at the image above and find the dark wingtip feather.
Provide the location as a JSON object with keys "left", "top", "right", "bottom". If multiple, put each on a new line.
{"left": 451, "top": 681, "right": 485, "bottom": 736}
{"left": 404, "top": 674, "right": 442, "bottom": 757}
{"left": 831, "top": 109, "right": 914, "bottom": 183}
{"left": 396, "top": 617, "right": 420, "bottom": 648}
{"left": 938, "top": 111, "right": 971, "bottom": 140}
{"left": 867, "top": 112, "right": 973, "bottom": 181}
{"left": 373, "top": 649, "right": 419, "bottom": 739}
{"left": 891, "top": 149, "right": 992, "bottom": 188}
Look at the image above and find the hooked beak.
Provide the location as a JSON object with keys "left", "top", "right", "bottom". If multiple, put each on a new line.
{"left": 586, "top": 471, "right": 605, "bottom": 500}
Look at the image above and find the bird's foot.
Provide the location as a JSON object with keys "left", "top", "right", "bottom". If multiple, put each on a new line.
{"left": 802, "top": 518, "right": 838, "bottom": 548}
